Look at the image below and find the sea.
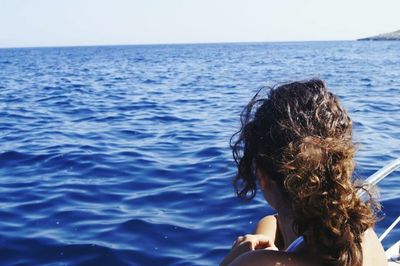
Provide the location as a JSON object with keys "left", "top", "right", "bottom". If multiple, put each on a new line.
{"left": 0, "top": 41, "right": 399, "bottom": 265}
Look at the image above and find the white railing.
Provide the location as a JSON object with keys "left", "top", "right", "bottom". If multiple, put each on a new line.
{"left": 366, "top": 157, "right": 400, "bottom": 186}
{"left": 364, "top": 158, "right": 400, "bottom": 243}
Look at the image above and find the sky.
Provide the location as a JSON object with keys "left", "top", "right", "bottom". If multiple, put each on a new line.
{"left": 0, "top": 0, "right": 399, "bottom": 48}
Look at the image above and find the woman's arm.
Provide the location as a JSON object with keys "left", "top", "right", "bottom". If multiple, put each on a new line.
{"left": 220, "top": 234, "right": 277, "bottom": 266}
{"left": 254, "top": 215, "right": 285, "bottom": 250}
{"left": 220, "top": 216, "right": 279, "bottom": 266}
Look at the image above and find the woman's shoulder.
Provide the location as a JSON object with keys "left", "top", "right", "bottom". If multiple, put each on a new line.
{"left": 361, "top": 228, "right": 387, "bottom": 266}
{"left": 254, "top": 214, "right": 283, "bottom": 249}
{"left": 254, "top": 215, "right": 278, "bottom": 234}
{"left": 229, "top": 249, "right": 321, "bottom": 266}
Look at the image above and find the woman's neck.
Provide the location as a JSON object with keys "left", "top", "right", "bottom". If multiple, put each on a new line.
{"left": 276, "top": 207, "right": 299, "bottom": 249}
{"left": 263, "top": 179, "right": 302, "bottom": 249}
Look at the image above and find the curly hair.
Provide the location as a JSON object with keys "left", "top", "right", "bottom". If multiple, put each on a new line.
{"left": 230, "top": 79, "right": 379, "bottom": 266}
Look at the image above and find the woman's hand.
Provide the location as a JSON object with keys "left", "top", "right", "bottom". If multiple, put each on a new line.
{"left": 220, "top": 234, "right": 278, "bottom": 266}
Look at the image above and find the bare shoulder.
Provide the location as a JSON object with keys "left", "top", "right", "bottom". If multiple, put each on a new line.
{"left": 254, "top": 215, "right": 277, "bottom": 235}
{"left": 229, "top": 249, "right": 320, "bottom": 266}
{"left": 362, "top": 228, "right": 387, "bottom": 266}
{"left": 254, "top": 215, "right": 282, "bottom": 248}
{"left": 258, "top": 215, "right": 277, "bottom": 223}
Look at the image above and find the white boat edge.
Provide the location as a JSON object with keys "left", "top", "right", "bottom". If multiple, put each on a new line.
{"left": 366, "top": 159, "right": 400, "bottom": 265}
{"left": 386, "top": 239, "right": 400, "bottom": 265}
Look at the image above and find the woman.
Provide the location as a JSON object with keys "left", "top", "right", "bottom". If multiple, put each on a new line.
{"left": 221, "top": 79, "right": 387, "bottom": 266}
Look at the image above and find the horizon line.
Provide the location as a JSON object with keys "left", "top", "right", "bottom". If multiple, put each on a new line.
{"left": 0, "top": 38, "right": 356, "bottom": 50}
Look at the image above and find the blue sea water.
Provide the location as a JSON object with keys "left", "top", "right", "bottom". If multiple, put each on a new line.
{"left": 0, "top": 41, "right": 399, "bottom": 265}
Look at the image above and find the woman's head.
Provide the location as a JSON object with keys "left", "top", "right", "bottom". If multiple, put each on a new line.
{"left": 231, "top": 79, "right": 353, "bottom": 198}
{"left": 231, "top": 79, "right": 378, "bottom": 266}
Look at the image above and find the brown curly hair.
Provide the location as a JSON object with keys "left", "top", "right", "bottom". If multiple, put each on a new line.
{"left": 230, "top": 79, "right": 379, "bottom": 266}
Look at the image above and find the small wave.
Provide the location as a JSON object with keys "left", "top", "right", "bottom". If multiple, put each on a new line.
{"left": 116, "top": 101, "right": 159, "bottom": 110}
{"left": 36, "top": 95, "right": 68, "bottom": 103}
{"left": 143, "top": 79, "right": 159, "bottom": 84}
{"left": 150, "top": 115, "right": 199, "bottom": 123}
{"left": 116, "top": 129, "right": 152, "bottom": 140}
{"left": 70, "top": 83, "right": 86, "bottom": 88}
{"left": 360, "top": 78, "right": 372, "bottom": 82}
{"left": 194, "top": 147, "right": 223, "bottom": 158}
{"left": 0, "top": 151, "right": 53, "bottom": 167}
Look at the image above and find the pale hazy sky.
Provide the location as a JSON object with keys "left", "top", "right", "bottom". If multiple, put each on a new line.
{"left": 1, "top": 0, "right": 399, "bottom": 48}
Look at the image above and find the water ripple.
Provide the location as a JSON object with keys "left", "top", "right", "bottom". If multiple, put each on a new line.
{"left": 0, "top": 41, "right": 399, "bottom": 265}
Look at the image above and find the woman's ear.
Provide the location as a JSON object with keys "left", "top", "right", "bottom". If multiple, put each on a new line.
{"left": 257, "top": 169, "right": 267, "bottom": 190}
{"left": 259, "top": 177, "right": 267, "bottom": 190}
